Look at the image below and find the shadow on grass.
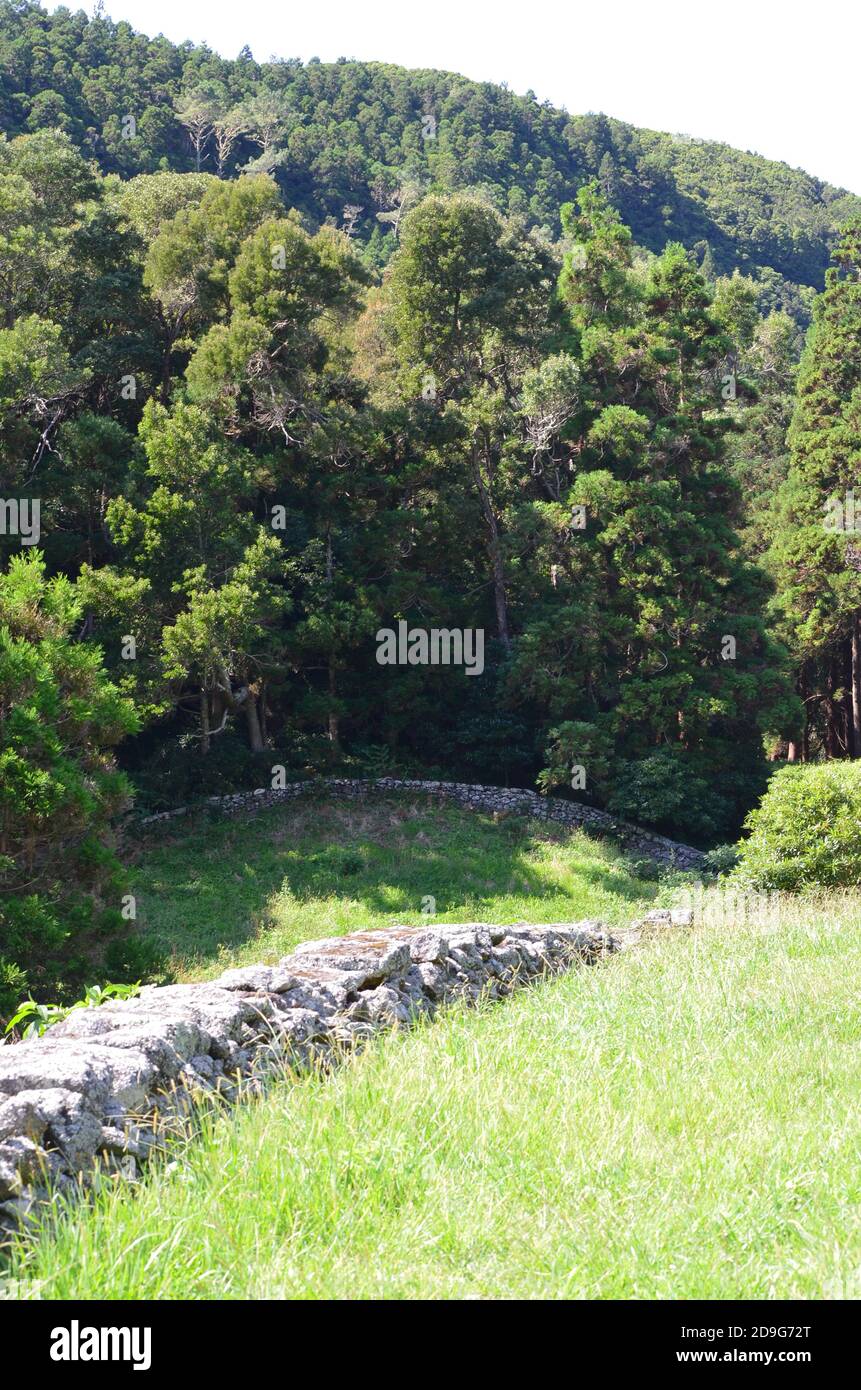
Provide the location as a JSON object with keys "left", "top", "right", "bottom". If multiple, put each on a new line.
{"left": 129, "top": 797, "right": 659, "bottom": 974}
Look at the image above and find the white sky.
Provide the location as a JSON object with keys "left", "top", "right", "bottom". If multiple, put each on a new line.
{"left": 76, "top": 0, "right": 860, "bottom": 192}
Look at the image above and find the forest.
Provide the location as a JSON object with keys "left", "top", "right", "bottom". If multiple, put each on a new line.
{"left": 2, "top": 1, "right": 861, "bottom": 1008}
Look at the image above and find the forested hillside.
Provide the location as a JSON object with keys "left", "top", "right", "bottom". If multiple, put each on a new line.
{"left": 3, "top": 3, "right": 861, "bottom": 1008}
{"left": 1, "top": 1, "right": 858, "bottom": 310}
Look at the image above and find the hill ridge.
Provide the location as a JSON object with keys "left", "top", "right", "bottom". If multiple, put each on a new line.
{"left": 1, "top": 1, "right": 858, "bottom": 305}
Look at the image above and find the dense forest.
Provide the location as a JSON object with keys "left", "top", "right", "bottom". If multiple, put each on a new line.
{"left": 2, "top": 1, "right": 861, "bottom": 1006}
{"left": 1, "top": 1, "right": 859, "bottom": 304}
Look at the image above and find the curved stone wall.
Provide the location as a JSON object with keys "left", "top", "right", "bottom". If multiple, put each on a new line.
{"left": 0, "top": 774, "right": 703, "bottom": 1233}
{"left": 139, "top": 777, "right": 705, "bottom": 870}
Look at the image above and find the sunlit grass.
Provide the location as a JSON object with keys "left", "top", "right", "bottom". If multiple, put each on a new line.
{"left": 6, "top": 894, "right": 861, "bottom": 1299}
{"left": 128, "top": 796, "right": 658, "bottom": 980}
{"left": 6, "top": 804, "right": 859, "bottom": 1299}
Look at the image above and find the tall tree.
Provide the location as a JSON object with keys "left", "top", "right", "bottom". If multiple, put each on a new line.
{"left": 377, "top": 196, "right": 555, "bottom": 648}
{"left": 767, "top": 216, "right": 861, "bottom": 760}
{"left": 174, "top": 90, "right": 217, "bottom": 173}
{"left": 532, "top": 188, "right": 798, "bottom": 838}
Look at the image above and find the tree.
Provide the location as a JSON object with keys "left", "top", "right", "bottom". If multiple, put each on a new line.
{"left": 174, "top": 90, "right": 217, "bottom": 172}
{"left": 83, "top": 401, "right": 291, "bottom": 754}
{"left": 213, "top": 105, "right": 250, "bottom": 177}
{"left": 373, "top": 177, "right": 423, "bottom": 240}
{"left": 529, "top": 190, "right": 799, "bottom": 835}
{"left": 184, "top": 215, "right": 369, "bottom": 430}
{"left": 162, "top": 533, "right": 290, "bottom": 752}
{"left": 142, "top": 173, "right": 283, "bottom": 397}
{"left": 767, "top": 216, "right": 861, "bottom": 760}
{"left": 238, "top": 90, "right": 286, "bottom": 170}
{"left": 520, "top": 352, "right": 582, "bottom": 493}
{"left": 598, "top": 150, "right": 619, "bottom": 202}
{"left": 379, "top": 196, "right": 556, "bottom": 648}
{"left": 1, "top": 6, "right": 857, "bottom": 296}
{"left": 0, "top": 550, "right": 138, "bottom": 1017}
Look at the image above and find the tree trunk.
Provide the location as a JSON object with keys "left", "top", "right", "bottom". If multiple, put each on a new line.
{"left": 328, "top": 660, "right": 340, "bottom": 749}
{"left": 825, "top": 650, "right": 847, "bottom": 757}
{"left": 787, "top": 740, "right": 798, "bottom": 762}
{"left": 472, "top": 444, "right": 510, "bottom": 651}
{"left": 211, "top": 688, "right": 225, "bottom": 739}
{"left": 840, "top": 645, "right": 851, "bottom": 756}
{"left": 798, "top": 662, "right": 810, "bottom": 762}
{"left": 161, "top": 337, "right": 174, "bottom": 403}
{"left": 851, "top": 615, "right": 861, "bottom": 758}
{"left": 245, "top": 688, "right": 264, "bottom": 751}
{"left": 201, "top": 687, "right": 210, "bottom": 756}
{"left": 324, "top": 524, "right": 342, "bottom": 745}
{"left": 488, "top": 533, "right": 510, "bottom": 651}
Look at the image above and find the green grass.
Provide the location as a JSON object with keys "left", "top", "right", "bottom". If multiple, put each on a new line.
{"left": 128, "top": 795, "right": 658, "bottom": 980}
{"left": 6, "top": 802, "right": 860, "bottom": 1299}
{"left": 6, "top": 893, "right": 861, "bottom": 1299}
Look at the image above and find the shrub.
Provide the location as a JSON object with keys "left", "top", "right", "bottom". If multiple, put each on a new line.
{"left": 735, "top": 762, "right": 861, "bottom": 890}
{"left": 0, "top": 552, "right": 140, "bottom": 1019}
{"left": 701, "top": 843, "right": 741, "bottom": 876}
{"left": 336, "top": 851, "right": 365, "bottom": 877}
{"left": 606, "top": 749, "right": 727, "bottom": 844}
{"left": 605, "top": 745, "right": 771, "bottom": 846}
{"left": 626, "top": 856, "right": 662, "bottom": 882}
{"left": 5, "top": 982, "right": 141, "bottom": 1043}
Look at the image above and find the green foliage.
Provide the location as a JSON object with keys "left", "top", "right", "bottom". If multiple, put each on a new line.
{"left": 336, "top": 850, "right": 366, "bottom": 877}
{"left": 2, "top": 2, "right": 861, "bottom": 1297}
{"left": 125, "top": 729, "right": 324, "bottom": 814}
{"left": 0, "top": 551, "right": 139, "bottom": 1017}
{"left": 0, "top": 3, "right": 853, "bottom": 926}
{"left": 522, "top": 192, "right": 799, "bottom": 831}
{"left": 605, "top": 750, "right": 728, "bottom": 844}
{"left": 350, "top": 743, "right": 396, "bottom": 777}
{"left": 624, "top": 856, "right": 662, "bottom": 883}
{"left": 701, "top": 842, "right": 741, "bottom": 876}
{"left": 736, "top": 762, "right": 861, "bottom": 890}
{"left": 537, "top": 721, "right": 614, "bottom": 797}
{"left": 4, "top": 981, "right": 140, "bottom": 1042}
{"left": 1, "top": 4, "right": 854, "bottom": 300}
{"left": 765, "top": 217, "right": 861, "bottom": 760}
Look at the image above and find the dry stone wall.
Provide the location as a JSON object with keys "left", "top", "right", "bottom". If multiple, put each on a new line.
{"left": 0, "top": 764, "right": 702, "bottom": 1234}
{"left": 0, "top": 916, "right": 637, "bottom": 1232}
{"left": 140, "top": 777, "right": 705, "bottom": 870}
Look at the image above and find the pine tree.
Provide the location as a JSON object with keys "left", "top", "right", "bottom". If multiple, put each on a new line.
{"left": 379, "top": 196, "right": 556, "bottom": 650}
{"left": 767, "top": 216, "right": 861, "bottom": 759}
{"left": 535, "top": 193, "right": 798, "bottom": 838}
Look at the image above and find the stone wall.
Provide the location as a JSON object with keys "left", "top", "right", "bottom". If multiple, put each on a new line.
{"left": 0, "top": 764, "right": 703, "bottom": 1234}
{"left": 0, "top": 917, "right": 633, "bottom": 1231}
{"left": 140, "top": 777, "right": 705, "bottom": 870}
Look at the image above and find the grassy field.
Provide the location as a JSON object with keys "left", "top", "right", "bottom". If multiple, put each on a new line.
{"left": 126, "top": 796, "right": 659, "bottom": 979}
{"left": 4, "top": 801, "right": 861, "bottom": 1299}
{"left": 5, "top": 894, "right": 861, "bottom": 1299}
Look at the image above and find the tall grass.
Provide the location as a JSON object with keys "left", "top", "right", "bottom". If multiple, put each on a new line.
{"left": 6, "top": 893, "right": 861, "bottom": 1299}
